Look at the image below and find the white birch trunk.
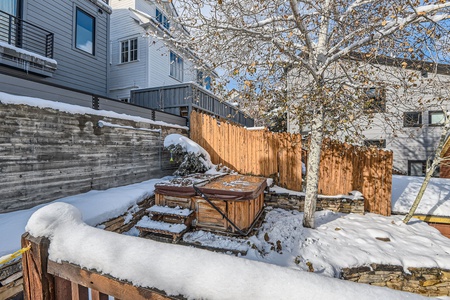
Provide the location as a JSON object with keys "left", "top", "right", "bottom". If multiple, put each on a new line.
{"left": 303, "top": 109, "right": 324, "bottom": 228}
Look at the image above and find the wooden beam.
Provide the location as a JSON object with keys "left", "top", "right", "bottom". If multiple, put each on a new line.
{"left": 47, "top": 260, "right": 183, "bottom": 300}
{"left": 412, "top": 215, "right": 450, "bottom": 224}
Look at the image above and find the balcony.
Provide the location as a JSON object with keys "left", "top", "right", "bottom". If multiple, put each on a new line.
{"left": 131, "top": 83, "right": 255, "bottom": 127}
{"left": 0, "top": 10, "right": 56, "bottom": 76}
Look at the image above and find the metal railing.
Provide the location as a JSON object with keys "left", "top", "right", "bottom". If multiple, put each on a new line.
{"left": 0, "top": 10, "right": 54, "bottom": 58}
{"left": 131, "top": 83, "right": 255, "bottom": 127}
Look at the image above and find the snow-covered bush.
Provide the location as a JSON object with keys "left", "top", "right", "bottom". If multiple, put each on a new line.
{"left": 166, "top": 144, "right": 209, "bottom": 176}
{"left": 164, "top": 134, "right": 213, "bottom": 176}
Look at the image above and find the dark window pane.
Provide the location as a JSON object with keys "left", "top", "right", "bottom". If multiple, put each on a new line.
{"left": 363, "top": 87, "right": 386, "bottom": 112}
{"left": 408, "top": 160, "right": 426, "bottom": 176}
{"left": 364, "top": 139, "right": 386, "bottom": 148}
{"left": 403, "top": 112, "right": 422, "bottom": 127}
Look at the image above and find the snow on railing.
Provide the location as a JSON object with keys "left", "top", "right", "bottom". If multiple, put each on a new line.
{"left": 21, "top": 203, "right": 423, "bottom": 300}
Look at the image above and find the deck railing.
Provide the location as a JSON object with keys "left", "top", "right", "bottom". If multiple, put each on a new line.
{"left": 21, "top": 233, "right": 180, "bottom": 300}
{"left": 0, "top": 10, "right": 54, "bottom": 58}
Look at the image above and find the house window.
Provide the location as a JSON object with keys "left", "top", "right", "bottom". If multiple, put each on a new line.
{"left": 196, "top": 70, "right": 203, "bottom": 86}
{"left": 429, "top": 111, "right": 445, "bottom": 126}
{"left": 364, "top": 139, "right": 386, "bottom": 148}
{"left": 170, "top": 51, "right": 183, "bottom": 81}
{"left": 120, "top": 98, "right": 129, "bottom": 103}
{"left": 75, "top": 8, "right": 95, "bottom": 54}
{"left": 156, "top": 8, "right": 169, "bottom": 30}
{"left": 403, "top": 112, "right": 422, "bottom": 127}
{"left": 0, "top": 0, "right": 20, "bottom": 16}
{"left": 363, "top": 87, "right": 386, "bottom": 112}
{"left": 196, "top": 70, "right": 212, "bottom": 90}
{"left": 408, "top": 160, "right": 426, "bottom": 176}
{"left": 120, "top": 38, "right": 138, "bottom": 63}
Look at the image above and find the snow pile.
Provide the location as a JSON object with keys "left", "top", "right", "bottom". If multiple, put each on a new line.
{"left": 0, "top": 177, "right": 168, "bottom": 257}
{"left": 164, "top": 134, "right": 212, "bottom": 165}
{"left": 392, "top": 175, "right": 450, "bottom": 217}
{"left": 25, "top": 203, "right": 428, "bottom": 300}
{"left": 0, "top": 92, "right": 187, "bottom": 130}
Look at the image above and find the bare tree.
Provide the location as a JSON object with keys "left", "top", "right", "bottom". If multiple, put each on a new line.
{"left": 160, "top": 0, "right": 450, "bottom": 228}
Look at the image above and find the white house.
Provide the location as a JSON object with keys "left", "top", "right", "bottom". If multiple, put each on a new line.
{"left": 108, "top": 0, "right": 213, "bottom": 102}
{"left": 287, "top": 57, "right": 450, "bottom": 176}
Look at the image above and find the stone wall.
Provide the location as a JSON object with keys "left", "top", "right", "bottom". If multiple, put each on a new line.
{"left": 0, "top": 103, "right": 186, "bottom": 213}
{"left": 264, "top": 191, "right": 365, "bottom": 214}
{"left": 342, "top": 264, "right": 450, "bottom": 296}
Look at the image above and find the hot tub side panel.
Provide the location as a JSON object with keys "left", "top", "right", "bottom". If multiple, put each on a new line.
{"left": 193, "top": 193, "right": 265, "bottom": 233}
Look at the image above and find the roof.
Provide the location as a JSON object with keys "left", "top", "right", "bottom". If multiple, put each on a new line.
{"left": 347, "top": 52, "right": 450, "bottom": 76}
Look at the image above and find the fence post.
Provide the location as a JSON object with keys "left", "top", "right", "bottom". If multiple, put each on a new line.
{"left": 21, "top": 233, "right": 55, "bottom": 300}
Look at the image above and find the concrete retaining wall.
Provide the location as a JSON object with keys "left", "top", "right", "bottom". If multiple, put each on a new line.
{"left": 0, "top": 102, "right": 186, "bottom": 213}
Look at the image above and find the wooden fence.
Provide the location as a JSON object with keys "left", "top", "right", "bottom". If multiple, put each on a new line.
{"left": 190, "top": 111, "right": 302, "bottom": 191}
{"left": 318, "top": 140, "right": 392, "bottom": 216}
{"left": 190, "top": 111, "right": 393, "bottom": 216}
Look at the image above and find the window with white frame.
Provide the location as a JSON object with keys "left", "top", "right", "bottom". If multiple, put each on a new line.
{"left": 156, "top": 8, "right": 170, "bottom": 30}
{"left": 170, "top": 51, "right": 183, "bottom": 81}
{"left": 120, "top": 38, "right": 138, "bottom": 63}
{"left": 429, "top": 111, "right": 445, "bottom": 126}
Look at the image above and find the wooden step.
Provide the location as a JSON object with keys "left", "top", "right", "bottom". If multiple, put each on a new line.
{"left": 136, "top": 217, "right": 188, "bottom": 243}
{"left": 148, "top": 205, "right": 195, "bottom": 225}
{"left": 148, "top": 205, "right": 193, "bottom": 218}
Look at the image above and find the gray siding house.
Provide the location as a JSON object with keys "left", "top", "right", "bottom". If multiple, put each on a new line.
{"left": 287, "top": 58, "right": 450, "bottom": 176}
{"left": 108, "top": 0, "right": 214, "bottom": 102}
{"left": 0, "top": 0, "right": 111, "bottom": 97}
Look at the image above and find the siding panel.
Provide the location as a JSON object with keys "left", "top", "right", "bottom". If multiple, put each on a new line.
{"left": 22, "top": 0, "right": 109, "bottom": 96}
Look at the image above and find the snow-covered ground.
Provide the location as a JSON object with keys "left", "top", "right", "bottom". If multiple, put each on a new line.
{"left": 392, "top": 175, "right": 450, "bottom": 217}
{"left": 1, "top": 175, "right": 450, "bottom": 298}
{"left": 0, "top": 178, "right": 169, "bottom": 257}
{"left": 25, "top": 202, "right": 436, "bottom": 300}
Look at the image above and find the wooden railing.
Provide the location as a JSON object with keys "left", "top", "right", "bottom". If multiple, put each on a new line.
{"left": 190, "top": 111, "right": 393, "bottom": 216}
{"left": 21, "top": 233, "right": 181, "bottom": 300}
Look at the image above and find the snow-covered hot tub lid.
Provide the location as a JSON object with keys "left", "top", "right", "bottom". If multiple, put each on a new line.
{"left": 196, "top": 174, "right": 267, "bottom": 201}
{"left": 155, "top": 173, "right": 224, "bottom": 197}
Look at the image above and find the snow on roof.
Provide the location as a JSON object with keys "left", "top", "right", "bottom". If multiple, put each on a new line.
{"left": 392, "top": 175, "right": 450, "bottom": 217}
{"left": 0, "top": 92, "right": 188, "bottom": 130}
{"left": 25, "top": 202, "right": 428, "bottom": 300}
